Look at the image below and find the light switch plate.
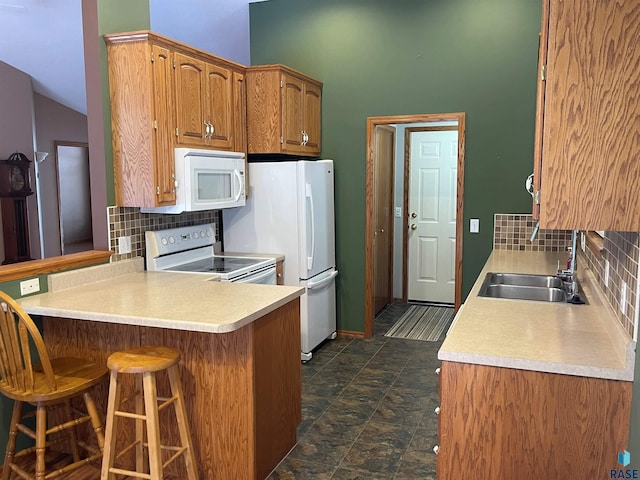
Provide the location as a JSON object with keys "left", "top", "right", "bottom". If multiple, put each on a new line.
{"left": 470, "top": 218, "right": 479, "bottom": 233}
{"left": 580, "top": 232, "right": 586, "bottom": 252}
{"left": 621, "top": 281, "right": 627, "bottom": 315}
{"left": 395, "top": 207, "right": 402, "bottom": 218}
{"left": 604, "top": 260, "right": 610, "bottom": 287}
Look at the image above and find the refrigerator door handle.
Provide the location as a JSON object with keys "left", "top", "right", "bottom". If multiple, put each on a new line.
{"left": 306, "top": 182, "right": 315, "bottom": 271}
{"left": 307, "top": 270, "right": 338, "bottom": 290}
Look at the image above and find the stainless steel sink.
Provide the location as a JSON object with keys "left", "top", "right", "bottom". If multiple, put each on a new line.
{"left": 479, "top": 284, "right": 567, "bottom": 302}
{"left": 477, "top": 272, "right": 577, "bottom": 303}
{"left": 484, "top": 272, "right": 564, "bottom": 289}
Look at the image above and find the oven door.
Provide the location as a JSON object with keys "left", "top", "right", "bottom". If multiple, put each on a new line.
{"left": 229, "top": 266, "right": 277, "bottom": 285}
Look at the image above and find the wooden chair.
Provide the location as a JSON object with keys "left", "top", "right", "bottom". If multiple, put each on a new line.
{"left": 0, "top": 291, "right": 107, "bottom": 480}
{"left": 101, "top": 346, "right": 199, "bottom": 480}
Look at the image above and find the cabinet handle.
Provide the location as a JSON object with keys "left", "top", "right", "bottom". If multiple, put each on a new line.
{"left": 210, "top": 122, "right": 215, "bottom": 136}
{"left": 434, "top": 406, "right": 441, "bottom": 415}
{"left": 435, "top": 367, "right": 440, "bottom": 375}
{"left": 304, "top": 131, "right": 309, "bottom": 145}
{"left": 203, "top": 121, "right": 210, "bottom": 139}
{"left": 433, "top": 445, "right": 439, "bottom": 455}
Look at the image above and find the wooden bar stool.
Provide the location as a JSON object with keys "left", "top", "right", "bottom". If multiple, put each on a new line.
{"left": 100, "top": 346, "right": 199, "bottom": 480}
{"left": 0, "top": 291, "right": 107, "bottom": 480}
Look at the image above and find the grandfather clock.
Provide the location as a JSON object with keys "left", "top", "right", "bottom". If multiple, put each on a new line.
{"left": 0, "top": 152, "right": 34, "bottom": 264}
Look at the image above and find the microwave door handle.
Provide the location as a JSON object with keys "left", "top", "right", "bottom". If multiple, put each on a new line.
{"left": 306, "top": 182, "right": 315, "bottom": 271}
{"left": 234, "top": 170, "right": 243, "bottom": 202}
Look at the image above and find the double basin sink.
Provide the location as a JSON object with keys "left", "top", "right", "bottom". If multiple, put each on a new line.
{"left": 478, "top": 272, "right": 586, "bottom": 303}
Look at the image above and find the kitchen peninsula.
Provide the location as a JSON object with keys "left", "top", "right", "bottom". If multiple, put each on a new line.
{"left": 18, "top": 258, "right": 304, "bottom": 480}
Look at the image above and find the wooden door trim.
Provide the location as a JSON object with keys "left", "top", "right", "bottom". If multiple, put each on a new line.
{"left": 365, "top": 113, "right": 466, "bottom": 338}
{"left": 402, "top": 125, "right": 458, "bottom": 302}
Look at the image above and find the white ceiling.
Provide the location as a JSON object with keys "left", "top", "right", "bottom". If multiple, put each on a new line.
{"left": 0, "top": 0, "right": 261, "bottom": 115}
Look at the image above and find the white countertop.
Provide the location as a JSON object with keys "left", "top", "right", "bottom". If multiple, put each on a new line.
{"left": 438, "top": 250, "right": 636, "bottom": 381}
{"left": 19, "top": 258, "right": 304, "bottom": 334}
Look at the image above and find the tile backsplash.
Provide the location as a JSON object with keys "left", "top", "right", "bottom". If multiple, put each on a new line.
{"left": 493, "top": 214, "right": 573, "bottom": 252}
{"left": 494, "top": 214, "right": 638, "bottom": 339}
{"left": 107, "top": 206, "right": 220, "bottom": 264}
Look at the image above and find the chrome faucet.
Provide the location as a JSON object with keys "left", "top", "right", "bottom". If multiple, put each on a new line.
{"left": 557, "top": 230, "right": 579, "bottom": 299}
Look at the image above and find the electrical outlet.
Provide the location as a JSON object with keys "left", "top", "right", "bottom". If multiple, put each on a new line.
{"left": 604, "top": 260, "right": 610, "bottom": 287}
{"left": 621, "top": 281, "right": 627, "bottom": 315}
{"left": 470, "top": 218, "right": 480, "bottom": 233}
{"left": 395, "top": 207, "right": 402, "bottom": 218}
{"left": 118, "top": 236, "right": 132, "bottom": 255}
{"left": 20, "top": 278, "right": 40, "bottom": 296}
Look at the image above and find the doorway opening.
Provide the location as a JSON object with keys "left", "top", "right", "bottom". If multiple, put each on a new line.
{"left": 365, "top": 113, "right": 466, "bottom": 338}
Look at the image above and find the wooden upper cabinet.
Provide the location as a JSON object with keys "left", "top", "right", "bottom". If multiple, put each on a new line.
{"left": 535, "top": 0, "right": 640, "bottom": 230}
{"left": 175, "top": 54, "right": 235, "bottom": 150}
{"left": 247, "top": 65, "right": 322, "bottom": 156}
{"left": 105, "top": 34, "right": 176, "bottom": 208}
{"left": 174, "top": 52, "right": 208, "bottom": 147}
{"left": 104, "top": 31, "right": 247, "bottom": 208}
{"left": 152, "top": 45, "right": 177, "bottom": 205}
{"left": 204, "top": 63, "right": 234, "bottom": 150}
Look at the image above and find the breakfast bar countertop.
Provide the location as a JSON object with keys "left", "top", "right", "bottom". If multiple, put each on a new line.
{"left": 18, "top": 258, "right": 304, "bottom": 334}
{"left": 438, "top": 250, "right": 636, "bottom": 381}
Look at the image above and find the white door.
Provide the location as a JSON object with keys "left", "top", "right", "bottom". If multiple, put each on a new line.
{"left": 407, "top": 129, "right": 457, "bottom": 303}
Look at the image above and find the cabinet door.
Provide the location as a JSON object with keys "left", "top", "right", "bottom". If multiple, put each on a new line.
{"left": 303, "top": 82, "right": 321, "bottom": 155}
{"left": 539, "top": 0, "right": 640, "bottom": 230}
{"left": 174, "top": 52, "right": 208, "bottom": 146}
{"left": 233, "top": 71, "right": 247, "bottom": 154}
{"left": 281, "top": 74, "right": 305, "bottom": 154}
{"left": 151, "top": 44, "right": 176, "bottom": 205}
{"left": 204, "top": 63, "right": 233, "bottom": 150}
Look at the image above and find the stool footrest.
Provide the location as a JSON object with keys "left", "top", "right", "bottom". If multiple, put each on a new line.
{"left": 163, "top": 445, "right": 188, "bottom": 471}
{"left": 108, "top": 466, "right": 153, "bottom": 479}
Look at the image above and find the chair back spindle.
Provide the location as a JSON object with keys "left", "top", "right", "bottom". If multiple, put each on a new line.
{"left": 0, "top": 292, "right": 56, "bottom": 396}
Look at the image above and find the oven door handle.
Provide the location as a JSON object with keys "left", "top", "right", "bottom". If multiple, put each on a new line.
{"left": 234, "top": 267, "right": 276, "bottom": 284}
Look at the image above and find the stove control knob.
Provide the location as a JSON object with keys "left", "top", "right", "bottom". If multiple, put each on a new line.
{"left": 194, "top": 232, "right": 199, "bottom": 239}
{"left": 201, "top": 230, "right": 206, "bottom": 238}
{"left": 206, "top": 230, "right": 212, "bottom": 237}
{"left": 161, "top": 237, "right": 168, "bottom": 246}
{"left": 169, "top": 236, "right": 175, "bottom": 244}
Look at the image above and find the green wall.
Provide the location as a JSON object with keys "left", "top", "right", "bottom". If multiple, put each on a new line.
{"left": 250, "top": 0, "right": 541, "bottom": 332}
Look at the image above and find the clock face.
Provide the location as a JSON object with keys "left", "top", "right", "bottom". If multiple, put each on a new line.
{"left": 10, "top": 166, "right": 25, "bottom": 191}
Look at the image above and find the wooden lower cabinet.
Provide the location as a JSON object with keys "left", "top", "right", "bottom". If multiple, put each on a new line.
{"left": 437, "top": 361, "right": 632, "bottom": 479}
{"left": 43, "top": 299, "right": 301, "bottom": 480}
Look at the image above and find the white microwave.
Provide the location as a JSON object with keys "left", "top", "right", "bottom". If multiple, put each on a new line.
{"left": 141, "top": 148, "right": 246, "bottom": 214}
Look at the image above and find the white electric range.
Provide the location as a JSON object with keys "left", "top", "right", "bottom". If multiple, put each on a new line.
{"left": 145, "top": 224, "right": 277, "bottom": 284}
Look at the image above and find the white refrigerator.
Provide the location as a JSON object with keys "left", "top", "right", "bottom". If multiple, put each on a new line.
{"left": 222, "top": 160, "right": 338, "bottom": 361}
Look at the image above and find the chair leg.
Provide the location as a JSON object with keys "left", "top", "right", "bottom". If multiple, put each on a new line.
{"left": 63, "top": 399, "right": 81, "bottom": 463}
{"left": 2, "top": 401, "right": 23, "bottom": 480}
{"left": 83, "top": 391, "right": 105, "bottom": 450}
{"left": 101, "top": 370, "right": 121, "bottom": 480}
{"left": 142, "top": 372, "right": 163, "bottom": 480}
{"left": 167, "top": 365, "right": 200, "bottom": 480}
{"left": 35, "top": 405, "right": 47, "bottom": 480}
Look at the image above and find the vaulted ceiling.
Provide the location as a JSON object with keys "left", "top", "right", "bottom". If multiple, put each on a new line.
{"left": 0, "top": 0, "right": 262, "bottom": 115}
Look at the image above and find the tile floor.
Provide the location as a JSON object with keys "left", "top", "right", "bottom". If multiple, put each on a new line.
{"left": 267, "top": 303, "right": 447, "bottom": 479}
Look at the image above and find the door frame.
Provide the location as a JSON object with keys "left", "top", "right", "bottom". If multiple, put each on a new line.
{"left": 402, "top": 125, "right": 459, "bottom": 303}
{"left": 364, "top": 112, "right": 466, "bottom": 338}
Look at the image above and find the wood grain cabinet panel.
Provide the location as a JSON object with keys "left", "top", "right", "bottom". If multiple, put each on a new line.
{"left": 105, "top": 31, "right": 247, "bottom": 208}
{"left": 106, "top": 36, "right": 176, "bottom": 208}
{"left": 247, "top": 65, "right": 322, "bottom": 156}
{"left": 437, "top": 361, "right": 631, "bottom": 479}
{"left": 534, "top": 0, "right": 640, "bottom": 230}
